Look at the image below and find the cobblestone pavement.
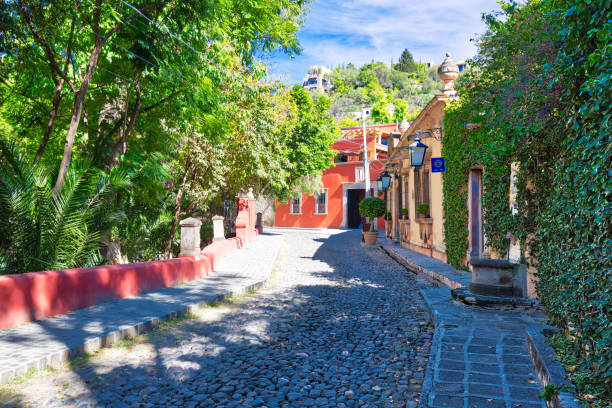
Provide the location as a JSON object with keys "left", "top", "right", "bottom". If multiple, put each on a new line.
{"left": 421, "top": 288, "right": 548, "bottom": 408}
{"left": 1, "top": 229, "right": 434, "bottom": 408}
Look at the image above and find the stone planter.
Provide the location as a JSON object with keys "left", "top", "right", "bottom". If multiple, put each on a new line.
{"left": 363, "top": 231, "right": 379, "bottom": 246}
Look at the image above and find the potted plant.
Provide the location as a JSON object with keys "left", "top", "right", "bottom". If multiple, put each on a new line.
{"left": 358, "top": 196, "right": 386, "bottom": 245}
{"left": 417, "top": 203, "right": 430, "bottom": 218}
{"left": 385, "top": 211, "right": 392, "bottom": 220}
{"left": 401, "top": 208, "right": 409, "bottom": 220}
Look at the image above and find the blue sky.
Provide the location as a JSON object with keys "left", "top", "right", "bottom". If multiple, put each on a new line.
{"left": 265, "top": 0, "right": 502, "bottom": 84}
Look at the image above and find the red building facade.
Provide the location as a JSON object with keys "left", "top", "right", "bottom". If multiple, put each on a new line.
{"left": 275, "top": 124, "right": 400, "bottom": 230}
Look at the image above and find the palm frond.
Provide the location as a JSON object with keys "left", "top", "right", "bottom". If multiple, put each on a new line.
{"left": 0, "top": 146, "right": 130, "bottom": 274}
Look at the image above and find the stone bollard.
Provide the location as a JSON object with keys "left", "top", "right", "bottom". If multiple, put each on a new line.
{"left": 212, "top": 215, "right": 225, "bottom": 242}
{"left": 255, "top": 212, "right": 263, "bottom": 234}
{"left": 179, "top": 217, "right": 202, "bottom": 257}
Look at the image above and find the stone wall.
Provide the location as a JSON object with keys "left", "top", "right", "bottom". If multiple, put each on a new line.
{"left": 256, "top": 196, "right": 276, "bottom": 227}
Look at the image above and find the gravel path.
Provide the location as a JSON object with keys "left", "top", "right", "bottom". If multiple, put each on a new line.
{"left": 1, "top": 228, "right": 434, "bottom": 408}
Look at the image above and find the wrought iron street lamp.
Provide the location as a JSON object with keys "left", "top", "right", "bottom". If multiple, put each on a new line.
{"left": 376, "top": 175, "right": 383, "bottom": 191}
{"left": 409, "top": 133, "right": 428, "bottom": 167}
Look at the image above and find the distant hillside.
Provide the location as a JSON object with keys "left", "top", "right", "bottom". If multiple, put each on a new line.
{"left": 316, "top": 49, "right": 444, "bottom": 126}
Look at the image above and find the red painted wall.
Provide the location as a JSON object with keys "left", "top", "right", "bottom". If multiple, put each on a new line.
{"left": 275, "top": 160, "right": 386, "bottom": 230}
{"left": 0, "top": 235, "right": 254, "bottom": 331}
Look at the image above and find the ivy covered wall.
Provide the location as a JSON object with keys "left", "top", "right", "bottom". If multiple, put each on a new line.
{"left": 441, "top": 1, "right": 611, "bottom": 402}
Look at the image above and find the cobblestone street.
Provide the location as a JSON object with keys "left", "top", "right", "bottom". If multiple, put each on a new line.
{"left": 1, "top": 229, "right": 434, "bottom": 408}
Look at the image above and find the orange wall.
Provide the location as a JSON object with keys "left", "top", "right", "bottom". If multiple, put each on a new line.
{"left": 275, "top": 160, "right": 386, "bottom": 229}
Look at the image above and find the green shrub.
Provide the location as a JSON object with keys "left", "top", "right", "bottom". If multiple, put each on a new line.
{"left": 401, "top": 207, "right": 408, "bottom": 217}
{"left": 358, "top": 196, "right": 386, "bottom": 231}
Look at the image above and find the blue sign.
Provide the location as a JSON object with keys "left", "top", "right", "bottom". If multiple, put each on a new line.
{"left": 431, "top": 157, "right": 446, "bottom": 173}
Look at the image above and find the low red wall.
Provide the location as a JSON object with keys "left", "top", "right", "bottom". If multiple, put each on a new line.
{"left": 0, "top": 236, "right": 249, "bottom": 331}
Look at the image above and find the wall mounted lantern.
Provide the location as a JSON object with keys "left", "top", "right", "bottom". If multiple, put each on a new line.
{"left": 380, "top": 171, "right": 391, "bottom": 189}
{"left": 409, "top": 133, "right": 428, "bottom": 167}
{"left": 376, "top": 175, "right": 383, "bottom": 191}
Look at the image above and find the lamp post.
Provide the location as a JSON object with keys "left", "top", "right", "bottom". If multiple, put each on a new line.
{"left": 362, "top": 107, "right": 370, "bottom": 197}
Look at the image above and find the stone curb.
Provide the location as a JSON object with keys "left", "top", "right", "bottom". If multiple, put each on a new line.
{"left": 379, "top": 246, "right": 444, "bottom": 288}
{"left": 0, "top": 238, "right": 284, "bottom": 385}
{"left": 380, "top": 245, "right": 468, "bottom": 289}
{"left": 417, "top": 288, "right": 441, "bottom": 408}
{"left": 525, "top": 326, "right": 582, "bottom": 408}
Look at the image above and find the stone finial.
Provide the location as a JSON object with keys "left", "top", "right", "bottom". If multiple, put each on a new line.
{"left": 247, "top": 187, "right": 255, "bottom": 199}
{"left": 179, "top": 217, "right": 202, "bottom": 257}
{"left": 438, "top": 52, "right": 459, "bottom": 95}
{"left": 399, "top": 118, "right": 410, "bottom": 133}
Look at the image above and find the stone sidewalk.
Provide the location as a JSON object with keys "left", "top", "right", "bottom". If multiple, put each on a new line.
{"left": 420, "top": 288, "right": 548, "bottom": 408}
{"left": 0, "top": 232, "right": 285, "bottom": 385}
{"left": 381, "top": 240, "right": 549, "bottom": 408}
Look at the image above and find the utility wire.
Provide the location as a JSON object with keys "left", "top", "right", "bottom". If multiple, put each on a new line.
{"left": 113, "top": 0, "right": 339, "bottom": 139}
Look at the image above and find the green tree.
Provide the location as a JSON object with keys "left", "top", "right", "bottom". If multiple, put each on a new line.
{"left": 394, "top": 48, "right": 416, "bottom": 73}
{"left": 0, "top": 0, "right": 315, "bottom": 265}
{"left": 392, "top": 99, "right": 408, "bottom": 122}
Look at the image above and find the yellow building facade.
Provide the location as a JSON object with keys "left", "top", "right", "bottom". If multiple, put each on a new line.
{"left": 385, "top": 54, "right": 459, "bottom": 263}
{"left": 385, "top": 54, "right": 537, "bottom": 298}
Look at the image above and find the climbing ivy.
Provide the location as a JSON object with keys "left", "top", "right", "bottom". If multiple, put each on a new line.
{"left": 442, "top": 0, "right": 611, "bottom": 402}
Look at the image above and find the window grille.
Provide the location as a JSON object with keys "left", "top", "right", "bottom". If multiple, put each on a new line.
{"left": 290, "top": 196, "right": 301, "bottom": 214}
{"left": 315, "top": 189, "right": 328, "bottom": 214}
{"left": 414, "top": 166, "right": 430, "bottom": 209}
{"left": 355, "top": 167, "right": 365, "bottom": 182}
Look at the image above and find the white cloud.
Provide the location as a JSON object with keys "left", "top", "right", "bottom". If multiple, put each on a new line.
{"left": 267, "top": 0, "right": 501, "bottom": 83}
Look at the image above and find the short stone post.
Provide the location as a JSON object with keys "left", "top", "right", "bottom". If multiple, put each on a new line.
{"left": 179, "top": 217, "right": 202, "bottom": 258}
{"left": 255, "top": 212, "right": 263, "bottom": 234}
{"left": 212, "top": 215, "right": 225, "bottom": 242}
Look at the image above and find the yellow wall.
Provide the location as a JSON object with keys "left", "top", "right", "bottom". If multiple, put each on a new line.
{"left": 392, "top": 97, "right": 448, "bottom": 261}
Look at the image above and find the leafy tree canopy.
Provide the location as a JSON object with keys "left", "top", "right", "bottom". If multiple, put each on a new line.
{"left": 326, "top": 51, "right": 442, "bottom": 124}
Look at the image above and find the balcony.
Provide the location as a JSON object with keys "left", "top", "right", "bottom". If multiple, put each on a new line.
{"left": 399, "top": 219, "right": 410, "bottom": 244}
{"left": 415, "top": 217, "right": 433, "bottom": 246}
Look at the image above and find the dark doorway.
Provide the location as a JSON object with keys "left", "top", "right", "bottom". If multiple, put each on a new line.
{"left": 347, "top": 189, "right": 365, "bottom": 228}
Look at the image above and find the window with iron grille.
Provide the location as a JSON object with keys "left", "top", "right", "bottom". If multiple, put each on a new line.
{"left": 315, "top": 189, "right": 328, "bottom": 214}
{"left": 414, "top": 166, "right": 430, "bottom": 209}
{"left": 290, "top": 196, "right": 301, "bottom": 214}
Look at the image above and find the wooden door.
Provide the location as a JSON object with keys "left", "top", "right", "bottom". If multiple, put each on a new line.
{"left": 469, "top": 169, "right": 483, "bottom": 258}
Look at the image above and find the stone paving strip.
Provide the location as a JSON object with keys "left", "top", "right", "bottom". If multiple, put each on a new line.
{"left": 0, "top": 232, "right": 285, "bottom": 386}
{"left": 419, "top": 288, "right": 549, "bottom": 408}
{"left": 1, "top": 228, "right": 435, "bottom": 408}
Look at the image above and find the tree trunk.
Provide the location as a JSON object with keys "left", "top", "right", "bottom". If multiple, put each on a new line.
{"left": 53, "top": 37, "right": 103, "bottom": 194}
{"left": 104, "top": 77, "right": 142, "bottom": 169}
{"left": 35, "top": 78, "right": 65, "bottom": 163}
{"left": 165, "top": 158, "right": 192, "bottom": 259}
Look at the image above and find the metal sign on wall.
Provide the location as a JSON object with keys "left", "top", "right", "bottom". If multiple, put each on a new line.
{"left": 431, "top": 157, "right": 446, "bottom": 173}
